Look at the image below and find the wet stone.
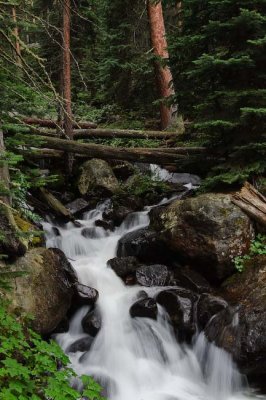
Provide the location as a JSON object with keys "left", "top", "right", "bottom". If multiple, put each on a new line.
{"left": 197, "top": 293, "right": 228, "bottom": 330}
{"left": 66, "top": 336, "right": 94, "bottom": 353}
{"left": 130, "top": 298, "right": 158, "bottom": 320}
{"left": 107, "top": 256, "right": 139, "bottom": 278}
{"left": 157, "top": 288, "right": 198, "bottom": 342}
{"left": 136, "top": 264, "right": 169, "bottom": 287}
{"left": 82, "top": 309, "right": 101, "bottom": 337}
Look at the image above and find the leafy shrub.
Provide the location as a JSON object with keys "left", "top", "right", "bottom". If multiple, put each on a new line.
{"left": 0, "top": 304, "right": 105, "bottom": 400}
{"left": 234, "top": 234, "right": 266, "bottom": 272}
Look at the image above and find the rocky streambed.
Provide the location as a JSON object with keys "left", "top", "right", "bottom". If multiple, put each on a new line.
{"left": 3, "top": 160, "right": 266, "bottom": 399}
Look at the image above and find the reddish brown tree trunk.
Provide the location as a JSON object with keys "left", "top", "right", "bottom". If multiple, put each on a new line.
{"left": 62, "top": 0, "right": 73, "bottom": 173}
{"left": 12, "top": 7, "right": 22, "bottom": 66}
{"left": 147, "top": 0, "right": 175, "bottom": 130}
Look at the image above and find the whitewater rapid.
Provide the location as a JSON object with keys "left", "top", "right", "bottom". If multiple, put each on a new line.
{"left": 43, "top": 198, "right": 263, "bottom": 400}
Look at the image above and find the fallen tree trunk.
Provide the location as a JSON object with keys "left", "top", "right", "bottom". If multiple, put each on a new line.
{"left": 24, "top": 135, "right": 205, "bottom": 164}
{"left": 231, "top": 182, "right": 266, "bottom": 227}
{"left": 24, "top": 127, "right": 179, "bottom": 140}
{"left": 22, "top": 117, "right": 97, "bottom": 129}
{"left": 73, "top": 128, "right": 178, "bottom": 140}
{"left": 39, "top": 188, "right": 74, "bottom": 220}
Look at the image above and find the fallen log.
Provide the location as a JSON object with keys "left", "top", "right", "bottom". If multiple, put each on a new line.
{"left": 73, "top": 128, "right": 178, "bottom": 140}
{"left": 24, "top": 135, "right": 205, "bottom": 165}
{"left": 231, "top": 182, "right": 266, "bottom": 227}
{"left": 39, "top": 187, "right": 74, "bottom": 220}
{"left": 21, "top": 127, "right": 179, "bottom": 140}
{"left": 22, "top": 117, "right": 97, "bottom": 129}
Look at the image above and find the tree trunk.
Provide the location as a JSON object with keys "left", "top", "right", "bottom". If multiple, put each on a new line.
{"left": 231, "top": 182, "right": 266, "bottom": 228}
{"left": 24, "top": 135, "right": 206, "bottom": 165}
{"left": 22, "top": 117, "right": 97, "bottom": 129}
{"left": 12, "top": 7, "right": 22, "bottom": 66}
{"left": 147, "top": 0, "right": 175, "bottom": 130}
{"left": 62, "top": 0, "right": 73, "bottom": 173}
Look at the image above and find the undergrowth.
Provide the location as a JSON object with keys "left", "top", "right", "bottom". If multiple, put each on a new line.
{"left": 234, "top": 234, "right": 266, "bottom": 272}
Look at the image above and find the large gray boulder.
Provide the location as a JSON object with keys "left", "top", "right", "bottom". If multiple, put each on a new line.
{"left": 78, "top": 158, "right": 119, "bottom": 196}
{"left": 7, "top": 247, "right": 77, "bottom": 334}
{"left": 151, "top": 193, "right": 254, "bottom": 281}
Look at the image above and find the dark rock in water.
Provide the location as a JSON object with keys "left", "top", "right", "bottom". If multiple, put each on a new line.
{"left": 197, "top": 293, "right": 228, "bottom": 330}
{"left": 52, "top": 226, "right": 61, "bottom": 237}
{"left": 157, "top": 288, "right": 198, "bottom": 342}
{"left": 150, "top": 193, "right": 254, "bottom": 282}
{"left": 130, "top": 298, "right": 158, "bottom": 320}
{"left": 117, "top": 227, "right": 170, "bottom": 264}
{"left": 95, "top": 219, "right": 114, "bottom": 231}
{"left": 70, "top": 283, "right": 98, "bottom": 314}
{"left": 65, "top": 198, "right": 91, "bottom": 217}
{"left": 136, "top": 264, "right": 169, "bottom": 287}
{"left": 104, "top": 205, "right": 133, "bottom": 226}
{"left": 82, "top": 309, "right": 101, "bottom": 337}
{"left": 107, "top": 256, "right": 139, "bottom": 278}
{"left": 170, "top": 266, "right": 211, "bottom": 294}
{"left": 67, "top": 336, "right": 94, "bottom": 353}
{"left": 81, "top": 227, "right": 103, "bottom": 239}
{"left": 205, "top": 255, "right": 266, "bottom": 385}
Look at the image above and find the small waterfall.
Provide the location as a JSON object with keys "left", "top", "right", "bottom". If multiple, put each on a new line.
{"left": 43, "top": 200, "right": 261, "bottom": 400}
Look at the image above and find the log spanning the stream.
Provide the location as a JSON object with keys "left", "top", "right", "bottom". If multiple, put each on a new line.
{"left": 22, "top": 117, "right": 97, "bottom": 129}
{"left": 27, "top": 127, "right": 179, "bottom": 140}
{"left": 24, "top": 135, "right": 206, "bottom": 164}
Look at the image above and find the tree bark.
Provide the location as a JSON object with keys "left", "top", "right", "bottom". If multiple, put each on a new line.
{"left": 24, "top": 135, "right": 205, "bottom": 164}
{"left": 231, "top": 182, "right": 266, "bottom": 227}
{"left": 62, "top": 0, "right": 73, "bottom": 174}
{"left": 22, "top": 117, "right": 97, "bottom": 129}
{"left": 25, "top": 127, "right": 179, "bottom": 140}
{"left": 12, "top": 7, "right": 22, "bottom": 66}
{"left": 147, "top": 0, "right": 175, "bottom": 130}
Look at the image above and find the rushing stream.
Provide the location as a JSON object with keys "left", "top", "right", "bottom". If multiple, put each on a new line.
{"left": 43, "top": 194, "right": 263, "bottom": 400}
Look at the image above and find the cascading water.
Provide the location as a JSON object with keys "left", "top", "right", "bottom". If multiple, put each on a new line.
{"left": 43, "top": 197, "right": 263, "bottom": 400}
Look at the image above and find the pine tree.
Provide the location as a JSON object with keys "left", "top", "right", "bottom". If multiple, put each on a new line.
{"left": 169, "top": 0, "right": 266, "bottom": 187}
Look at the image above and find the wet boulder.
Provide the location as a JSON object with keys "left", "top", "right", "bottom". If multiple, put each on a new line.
{"left": 65, "top": 198, "right": 91, "bottom": 217}
{"left": 107, "top": 256, "right": 139, "bottom": 279}
{"left": 130, "top": 298, "right": 158, "bottom": 320}
{"left": 82, "top": 309, "right": 101, "bottom": 337}
{"left": 169, "top": 266, "right": 211, "bottom": 294}
{"left": 157, "top": 288, "right": 198, "bottom": 342}
{"left": 197, "top": 294, "right": 228, "bottom": 330}
{"left": 78, "top": 158, "right": 119, "bottom": 196}
{"left": 70, "top": 283, "right": 99, "bottom": 314}
{"left": 117, "top": 227, "right": 170, "bottom": 264}
{"left": 5, "top": 247, "right": 76, "bottom": 334}
{"left": 151, "top": 193, "right": 254, "bottom": 282}
{"left": 136, "top": 264, "right": 169, "bottom": 287}
{"left": 205, "top": 255, "right": 266, "bottom": 383}
{"left": 67, "top": 336, "right": 94, "bottom": 353}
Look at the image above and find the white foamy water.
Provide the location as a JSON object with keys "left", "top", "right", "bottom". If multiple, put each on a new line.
{"left": 43, "top": 199, "right": 263, "bottom": 400}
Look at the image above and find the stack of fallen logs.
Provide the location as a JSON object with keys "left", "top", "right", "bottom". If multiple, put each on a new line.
{"left": 17, "top": 117, "right": 207, "bottom": 165}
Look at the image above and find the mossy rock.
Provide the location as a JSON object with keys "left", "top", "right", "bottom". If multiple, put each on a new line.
{"left": 14, "top": 215, "right": 43, "bottom": 247}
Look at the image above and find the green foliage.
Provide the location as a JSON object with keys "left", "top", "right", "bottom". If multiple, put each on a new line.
{"left": 234, "top": 234, "right": 266, "bottom": 272}
{"left": 0, "top": 304, "right": 105, "bottom": 400}
{"left": 125, "top": 173, "right": 169, "bottom": 197}
{"left": 168, "top": 0, "right": 266, "bottom": 188}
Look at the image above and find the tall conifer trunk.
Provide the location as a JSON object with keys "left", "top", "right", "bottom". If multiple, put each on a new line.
{"left": 62, "top": 0, "right": 73, "bottom": 173}
{"left": 12, "top": 7, "right": 22, "bottom": 66}
{"left": 147, "top": 0, "right": 175, "bottom": 130}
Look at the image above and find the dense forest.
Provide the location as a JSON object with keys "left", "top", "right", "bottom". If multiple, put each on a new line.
{"left": 0, "top": 1, "right": 266, "bottom": 399}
